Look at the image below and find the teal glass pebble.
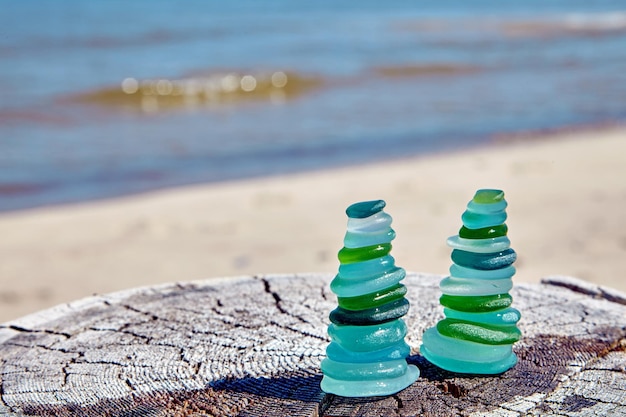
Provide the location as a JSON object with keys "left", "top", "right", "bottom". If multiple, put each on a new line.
{"left": 421, "top": 189, "right": 521, "bottom": 374}
{"left": 321, "top": 200, "right": 419, "bottom": 397}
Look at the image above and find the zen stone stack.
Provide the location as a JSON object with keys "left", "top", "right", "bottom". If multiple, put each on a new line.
{"left": 421, "top": 189, "right": 522, "bottom": 374}
{"left": 320, "top": 200, "right": 419, "bottom": 397}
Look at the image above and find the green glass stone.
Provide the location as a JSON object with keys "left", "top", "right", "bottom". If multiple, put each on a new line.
{"left": 440, "top": 294, "right": 512, "bottom": 312}
{"left": 459, "top": 224, "right": 508, "bottom": 239}
{"left": 329, "top": 298, "right": 409, "bottom": 325}
{"left": 338, "top": 284, "right": 407, "bottom": 311}
{"left": 473, "top": 189, "right": 504, "bottom": 204}
{"left": 437, "top": 318, "right": 521, "bottom": 345}
{"left": 346, "top": 200, "right": 386, "bottom": 219}
{"left": 338, "top": 243, "right": 392, "bottom": 264}
{"left": 451, "top": 249, "right": 516, "bottom": 270}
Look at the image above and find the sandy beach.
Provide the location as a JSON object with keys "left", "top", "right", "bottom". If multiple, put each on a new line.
{"left": 1, "top": 126, "right": 625, "bottom": 323}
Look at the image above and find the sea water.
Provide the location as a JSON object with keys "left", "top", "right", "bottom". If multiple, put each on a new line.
{"left": 1, "top": 0, "right": 625, "bottom": 211}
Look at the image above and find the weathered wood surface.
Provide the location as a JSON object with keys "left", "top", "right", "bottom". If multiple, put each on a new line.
{"left": 0, "top": 273, "right": 624, "bottom": 417}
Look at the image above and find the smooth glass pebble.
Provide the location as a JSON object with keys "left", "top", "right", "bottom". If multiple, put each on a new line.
{"left": 440, "top": 293, "right": 512, "bottom": 312}
{"left": 327, "top": 320, "right": 408, "bottom": 352}
{"left": 343, "top": 229, "right": 396, "bottom": 248}
{"left": 459, "top": 224, "right": 508, "bottom": 239}
{"left": 330, "top": 267, "right": 406, "bottom": 297}
{"left": 473, "top": 189, "right": 505, "bottom": 204}
{"left": 446, "top": 235, "right": 510, "bottom": 253}
{"left": 326, "top": 341, "right": 411, "bottom": 363}
{"left": 346, "top": 200, "right": 386, "bottom": 218}
{"left": 451, "top": 249, "right": 517, "bottom": 270}
{"left": 443, "top": 307, "right": 521, "bottom": 326}
{"left": 347, "top": 211, "right": 392, "bottom": 233}
{"left": 437, "top": 318, "right": 521, "bottom": 345}
{"left": 466, "top": 199, "right": 508, "bottom": 214}
{"left": 440, "top": 276, "right": 513, "bottom": 296}
{"left": 320, "top": 365, "right": 419, "bottom": 397}
{"left": 338, "top": 284, "right": 407, "bottom": 311}
{"left": 338, "top": 255, "right": 395, "bottom": 280}
{"left": 338, "top": 243, "right": 392, "bottom": 264}
{"left": 421, "top": 327, "right": 513, "bottom": 362}
{"left": 461, "top": 210, "right": 507, "bottom": 229}
{"left": 449, "top": 264, "right": 516, "bottom": 280}
{"left": 329, "top": 298, "right": 410, "bottom": 325}
{"left": 321, "top": 358, "right": 408, "bottom": 381}
{"left": 420, "top": 344, "right": 517, "bottom": 375}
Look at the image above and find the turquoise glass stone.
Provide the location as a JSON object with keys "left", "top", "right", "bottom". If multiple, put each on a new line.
{"left": 329, "top": 298, "right": 410, "bottom": 325}
{"left": 420, "top": 327, "right": 517, "bottom": 374}
{"left": 337, "top": 284, "right": 407, "bottom": 311}
{"left": 421, "top": 345, "right": 517, "bottom": 375}
{"left": 338, "top": 243, "right": 392, "bottom": 264}
{"left": 461, "top": 210, "right": 507, "bottom": 229}
{"left": 447, "top": 235, "right": 510, "bottom": 253}
{"left": 326, "top": 341, "right": 411, "bottom": 363}
{"left": 443, "top": 307, "right": 521, "bottom": 326}
{"left": 321, "top": 358, "right": 408, "bottom": 381}
{"left": 327, "top": 319, "right": 408, "bottom": 352}
{"left": 338, "top": 255, "right": 395, "bottom": 280}
{"left": 451, "top": 249, "right": 516, "bottom": 270}
{"left": 421, "top": 327, "right": 513, "bottom": 362}
{"left": 330, "top": 267, "right": 406, "bottom": 298}
{"left": 343, "top": 228, "right": 396, "bottom": 248}
{"left": 320, "top": 365, "right": 419, "bottom": 397}
{"left": 436, "top": 318, "right": 521, "bottom": 345}
{"left": 346, "top": 200, "right": 386, "bottom": 218}
{"left": 439, "top": 276, "right": 513, "bottom": 296}
{"left": 440, "top": 294, "right": 512, "bottom": 312}
{"left": 347, "top": 211, "right": 392, "bottom": 233}
{"left": 449, "top": 264, "right": 516, "bottom": 280}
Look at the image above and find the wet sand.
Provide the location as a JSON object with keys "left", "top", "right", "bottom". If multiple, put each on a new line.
{"left": 1, "top": 125, "right": 625, "bottom": 322}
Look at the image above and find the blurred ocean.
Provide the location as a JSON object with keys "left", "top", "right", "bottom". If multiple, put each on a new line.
{"left": 1, "top": 0, "right": 625, "bottom": 211}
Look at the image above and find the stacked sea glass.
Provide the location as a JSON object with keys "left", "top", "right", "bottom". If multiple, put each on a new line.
{"left": 320, "top": 200, "right": 419, "bottom": 397}
{"left": 421, "top": 189, "right": 521, "bottom": 374}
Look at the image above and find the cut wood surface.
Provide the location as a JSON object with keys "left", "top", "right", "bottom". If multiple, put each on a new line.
{"left": 0, "top": 273, "right": 624, "bottom": 417}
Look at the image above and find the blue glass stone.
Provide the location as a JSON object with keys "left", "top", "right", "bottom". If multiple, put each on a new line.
{"left": 346, "top": 200, "right": 386, "bottom": 218}
{"left": 461, "top": 210, "right": 507, "bottom": 229}
{"left": 451, "top": 249, "right": 516, "bottom": 270}
{"left": 329, "top": 298, "right": 410, "bottom": 325}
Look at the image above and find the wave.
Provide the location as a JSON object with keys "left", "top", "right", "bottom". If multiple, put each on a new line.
{"left": 502, "top": 12, "right": 626, "bottom": 38}
{"left": 373, "top": 63, "right": 480, "bottom": 78}
{"left": 396, "top": 11, "right": 626, "bottom": 40}
{"left": 64, "top": 70, "right": 324, "bottom": 112}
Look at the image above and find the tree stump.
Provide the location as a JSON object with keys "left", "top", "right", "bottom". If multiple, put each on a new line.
{"left": 0, "top": 273, "right": 624, "bottom": 417}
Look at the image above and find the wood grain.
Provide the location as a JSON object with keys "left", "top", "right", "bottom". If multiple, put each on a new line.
{"left": 1, "top": 273, "right": 624, "bottom": 416}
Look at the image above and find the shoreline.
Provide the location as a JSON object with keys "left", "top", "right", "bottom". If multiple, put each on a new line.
{"left": 1, "top": 125, "right": 625, "bottom": 322}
